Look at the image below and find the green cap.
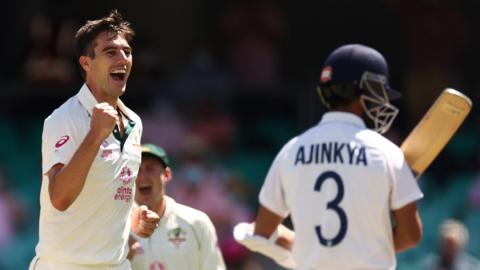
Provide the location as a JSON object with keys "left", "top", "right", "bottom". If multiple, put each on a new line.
{"left": 141, "top": 143, "right": 170, "bottom": 167}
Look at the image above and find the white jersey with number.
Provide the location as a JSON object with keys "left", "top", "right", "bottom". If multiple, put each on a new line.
{"left": 33, "top": 84, "right": 143, "bottom": 269}
{"left": 259, "top": 112, "right": 423, "bottom": 270}
{"left": 130, "top": 197, "right": 226, "bottom": 270}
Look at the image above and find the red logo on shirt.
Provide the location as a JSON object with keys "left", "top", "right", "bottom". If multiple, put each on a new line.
{"left": 55, "top": 135, "right": 70, "bottom": 148}
{"left": 101, "top": 141, "right": 113, "bottom": 160}
{"left": 120, "top": 166, "right": 133, "bottom": 185}
{"left": 114, "top": 166, "right": 134, "bottom": 202}
{"left": 149, "top": 261, "right": 166, "bottom": 270}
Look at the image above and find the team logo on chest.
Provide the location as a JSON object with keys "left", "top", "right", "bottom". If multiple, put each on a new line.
{"left": 167, "top": 227, "right": 186, "bottom": 248}
{"left": 130, "top": 128, "right": 141, "bottom": 150}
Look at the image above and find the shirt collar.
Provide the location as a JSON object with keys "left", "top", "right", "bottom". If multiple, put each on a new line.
{"left": 76, "top": 83, "right": 131, "bottom": 118}
{"left": 319, "top": 111, "right": 366, "bottom": 128}
{"left": 160, "top": 196, "right": 175, "bottom": 226}
{"left": 76, "top": 83, "right": 98, "bottom": 116}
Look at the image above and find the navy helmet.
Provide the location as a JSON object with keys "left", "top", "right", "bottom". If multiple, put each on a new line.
{"left": 317, "top": 44, "right": 400, "bottom": 134}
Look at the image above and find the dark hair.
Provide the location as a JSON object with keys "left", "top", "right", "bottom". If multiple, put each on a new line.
{"left": 74, "top": 10, "right": 135, "bottom": 78}
{"left": 318, "top": 82, "right": 361, "bottom": 109}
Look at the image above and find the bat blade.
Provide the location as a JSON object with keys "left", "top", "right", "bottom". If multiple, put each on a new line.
{"left": 400, "top": 88, "right": 472, "bottom": 176}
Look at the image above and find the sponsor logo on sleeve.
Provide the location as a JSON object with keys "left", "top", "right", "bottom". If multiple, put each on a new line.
{"left": 55, "top": 135, "right": 70, "bottom": 148}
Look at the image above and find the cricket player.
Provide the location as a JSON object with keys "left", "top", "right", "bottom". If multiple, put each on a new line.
{"left": 129, "top": 144, "right": 226, "bottom": 270}
{"left": 422, "top": 219, "right": 480, "bottom": 270}
{"left": 236, "top": 44, "right": 424, "bottom": 270}
{"left": 29, "top": 11, "right": 159, "bottom": 270}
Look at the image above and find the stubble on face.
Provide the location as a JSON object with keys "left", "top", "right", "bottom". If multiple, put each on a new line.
{"left": 85, "top": 31, "right": 132, "bottom": 105}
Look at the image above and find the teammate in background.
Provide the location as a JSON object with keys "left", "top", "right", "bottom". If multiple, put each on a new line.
{"left": 129, "top": 144, "right": 226, "bottom": 270}
{"left": 422, "top": 219, "right": 480, "bottom": 270}
{"left": 236, "top": 44, "right": 423, "bottom": 269}
{"left": 29, "top": 10, "right": 159, "bottom": 270}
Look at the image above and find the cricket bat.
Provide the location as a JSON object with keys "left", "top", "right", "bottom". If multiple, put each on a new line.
{"left": 400, "top": 88, "right": 472, "bottom": 177}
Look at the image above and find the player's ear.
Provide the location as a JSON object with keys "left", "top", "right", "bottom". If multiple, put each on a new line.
{"left": 79, "top": 56, "right": 91, "bottom": 73}
{"left": 164, "top": 167, "right": 173, "bottom": 183}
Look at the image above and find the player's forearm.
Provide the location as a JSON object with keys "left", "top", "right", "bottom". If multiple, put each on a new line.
{"left": 254, "top": 205, "right": 294, "bottom": 250}
{"left": 393, "top": 219, "right": 422, "bottom": 252}
{"left": 393, "top": 230, "right": 421, "bottom": 253}
{"left": 254, "top": 205, "right": 284, "bottom": 238}
{"left": 392, "top": 204, "right": 422, "bottom": 253}
{"left": 49, "top": 130, "right": 104, "bottom": 211}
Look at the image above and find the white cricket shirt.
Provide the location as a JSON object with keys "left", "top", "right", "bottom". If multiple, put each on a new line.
{"left": 259, "top": 112, "right": 423, "bottom": 270}
{"left": 130, "top": 197, "right": 226, "bottom": 270}
{"left": 35, "top": 84, "right": 143, "bottom": 269}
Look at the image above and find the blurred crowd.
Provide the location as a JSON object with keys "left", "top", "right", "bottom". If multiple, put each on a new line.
{"left": 1, "top": 0, "right": 480, "bottom": 269}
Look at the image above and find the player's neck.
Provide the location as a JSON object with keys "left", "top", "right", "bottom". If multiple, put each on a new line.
{"left": 156, "top": 196, "right": 167, "bottom": 218}
{"left": 85, "top": 82, "right": 119, "bottom": 109}
{"left": 331, "top": 99, "right": 364, "bottom": 117}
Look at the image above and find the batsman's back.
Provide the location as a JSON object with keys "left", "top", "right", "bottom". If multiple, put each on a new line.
{"left": 259, "top": 112, "right": 421, "bottom": 269}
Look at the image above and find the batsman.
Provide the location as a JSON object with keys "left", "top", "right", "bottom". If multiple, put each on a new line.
{"left": 235, "top": 44, "right": 426, "bottom": 270}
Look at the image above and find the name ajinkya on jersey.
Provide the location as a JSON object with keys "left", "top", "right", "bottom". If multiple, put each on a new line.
{"left": 294, "top": 141, "right": 367, "bottom": 166}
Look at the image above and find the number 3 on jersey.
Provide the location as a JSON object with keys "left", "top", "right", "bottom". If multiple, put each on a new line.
{"left": 314, "top": 171, "right": 348, "bottom": 247}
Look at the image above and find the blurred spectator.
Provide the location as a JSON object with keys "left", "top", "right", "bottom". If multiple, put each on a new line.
{"left": 167, "top": 44, "right": 237, "bottom": 155}
{"left": 141, "top": 104, "right": 189, "bottom": 158}
{"left": 130, "top": 36, "right": 164, "bottom": 82}
{"left": 220, "top": 0, "right": 286, "bottom": 88}
{"left": 422, "top": 219, "right": 480, "bottom": 270}
{"left": 391, "top": 0, "right": 469, "bottom": 127}
{"left": 0, "top": 168, "right": 26, "bottom": 247}
{"left": 170, "top": 43, "right": 232, "bottom": 110}
{"left": 188, "top": 95, "right": 236, "bottom": 156}
{"left": 23, "top": 13, "right": 76, "bottom": 86}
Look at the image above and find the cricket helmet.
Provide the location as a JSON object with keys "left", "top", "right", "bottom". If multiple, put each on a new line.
{"left": 317, "top": 44, "right": 400, "bottom": 134}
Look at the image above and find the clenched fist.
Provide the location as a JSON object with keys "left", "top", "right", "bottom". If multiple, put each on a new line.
{"left": 90, "top": 103, "right": 118, "bottom": 141}
{"left": 131, "top": 205, "right": 160, "bottom": 238}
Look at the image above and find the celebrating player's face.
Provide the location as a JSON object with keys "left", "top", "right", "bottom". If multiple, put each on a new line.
{"left": 135, "top": 156, "right": 169, "bottom": 211}
{"left": 83, "top": 31, "right": 132, "bottom": 101}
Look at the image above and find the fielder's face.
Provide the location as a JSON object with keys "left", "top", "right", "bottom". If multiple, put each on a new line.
{"left": 81, "top": 31, "right": 132, "bottom": 101}
{"left": 135, "top": 155, "right": 170, "bottom": 211}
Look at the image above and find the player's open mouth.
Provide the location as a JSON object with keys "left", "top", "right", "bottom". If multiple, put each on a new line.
{"left": 138, "top": 185, "right": 152, "bottom": 195}
{"left": 110, "top": 69, "right": 127, "bottom": 82}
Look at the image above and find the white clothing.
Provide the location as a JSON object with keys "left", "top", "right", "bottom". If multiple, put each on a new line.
{"left": 130, "top": 197, "right": 226, "bottom": 270}
{"left": 32, "top": 84, "right": 142, "bottom": 269}
{"left": 259, "top": 112, "right": 423, "bottom": 270}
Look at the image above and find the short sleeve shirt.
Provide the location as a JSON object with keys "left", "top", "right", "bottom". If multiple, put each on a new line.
{"left": 35, "top": 84, "right": 143, "bottom": 267}
{"left": 130, "top": 197, "right": 226, "bottom": 270}
{"left": 259, "top": 112, "right": 423, "bottom": 270}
